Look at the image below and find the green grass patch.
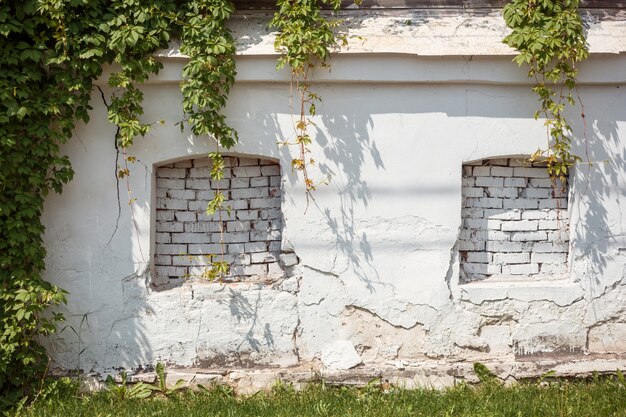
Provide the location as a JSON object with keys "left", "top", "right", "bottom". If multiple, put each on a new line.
{"left": 18, "top": 374, "right": 626, "bottom": 417}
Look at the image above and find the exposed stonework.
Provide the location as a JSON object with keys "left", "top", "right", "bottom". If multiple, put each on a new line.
{"left": 154, "top": 156, "right": 283, "bottom": 283}
{"left": 459, "top": 158, "right": 569, "bottom": 282}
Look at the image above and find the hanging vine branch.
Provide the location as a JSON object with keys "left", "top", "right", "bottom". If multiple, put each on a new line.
{"left": 503, "top": 0, "right": 589, "bottom": 182}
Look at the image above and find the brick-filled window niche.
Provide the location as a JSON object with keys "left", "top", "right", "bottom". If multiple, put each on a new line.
{"left": 458, "top": 157, "right": 570, "bottom": 282}
{"left": 153, "top": 156, "right": 287, "bottom": 284}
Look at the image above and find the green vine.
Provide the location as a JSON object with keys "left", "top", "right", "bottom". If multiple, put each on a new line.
{"left": 503, "top": 0, "right": 589, "bottom": 182}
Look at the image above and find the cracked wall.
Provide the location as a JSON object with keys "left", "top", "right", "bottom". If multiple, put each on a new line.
{"left": 41, "top": 15, "right": 626, "bottom": 380}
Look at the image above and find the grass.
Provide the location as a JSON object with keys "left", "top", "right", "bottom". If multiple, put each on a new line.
{"left": 20, "top": 374, "right": 626, "bottom": 417}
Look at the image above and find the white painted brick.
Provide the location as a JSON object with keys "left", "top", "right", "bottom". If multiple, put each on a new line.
{"left": 156, "top": 178, "right": 185, "bottom": 189}
{"left": 237, "top": 210, "right": 259, "bottom": 221}
{"left": 538, "top": 220, "right": 559, "bottom": 230}
{"left": 227, "top": 221, "right": 251, "bottom": 232}
{"left": 167, "top": 189, "right": 196, "bottom": 200}
{"left": 540, "top": 263, "right": 568, "bottom": 274}
{"left": 487, "top": 230, "right": 510, "bottom": 241}
{"left": 466, "top": 160, "right": 484, "bottom": 166}
{"left": 268, "top": 241, "right": 282, "bottom": 252}
{"left": 539, "top": 198, "right": 568, "bottom": 209}
{"left": 268, "top": 262, "right": 284, "bottom": 276}
{"left": 243, "top": 264, "right": 268, "bottom": 276}
{"left": 532, "top": 253, "right": 567, "bottom": 264}
{"left": 508, "top": 158, "right": 531, "bottom": 167}
{"left": 532, "top": 242, "right": 569, "bottom": 253}
{"left": 211, "top": 179, "right": 230, "bottom": 189}
{"left": 521, "top": 210, "right": 551, "bottom": 220}
{"left": 501, "top": 220, "right": 538, "bottom": 232}
{"left": 493, "top": 252, "right": 531, "bottom": 264}
{"left": 156, "top": 210, "right": 175, "bottom": 221}
{"left": 174, "top": 160, "right": 193, "bottom": 168}
{"left": 261, "top": 165, "right": 280, "bottom": 176}
{"left": 196, "top": 190, "right": 216, "bottom": 200}
{"left": 232, "top": 187, "right": 269, "bottom": 199}
{"left": 463, "top": 187, "right": 484, "bottom": 197}
{"left": 502, "top": 263, "right": 539, "bottom": 275}
{"left": 504, "top": 177, "right": 527, "bottom": 187}
{"left": 485, "top": 187, "right": 517, "bottom": 198}
{"left": 175, "top": 211, "right": 197, "bottom": 222}
{"left": 172, "top": 233, "right": 212, "bottom": 244}
{"left": 156, "top": 266, "right": 187, "bottom": 278}
{"left": 530, "top": 178, "right": 565, "bottom": 188}
{"left": 172, "top": 255, "right": 209, "bottom": 267}
{"left": 279, "top": 253, "right": 299, "bottom": 267}
{"left": 269, "top": 176, "right": 281, "bottom": 187}
{"left": 522, "top": 187, "right": 552, "bottom": 198}
{"left": 188, "top": 200, "right": 210, "bottom": 211}
{"left": 233, "top": 166, "right": 262, "bottom": 177}
{"left": 154, "top": 255, "right": 172, "bottom": 265}
{"left": 251, "top": 252, "right": 278, "bottom": 264}
{"left": 188, "top": 244, "right": 224, "bottom": 254}
{"left": 261, "top": 208, "right": 282, "bottom": 220}
{"left": 222, "top": 157, "right": 238, "bottom": 167}
{"left": 156, "top": 222, "right": 184, "bottom": 233}
{"left": 158, "top": 168, "right": 186, "bottom": 178}
{"left": 156, "top": 188, "right": 167, "bottom": 197}
{"left": 250, "top": 230, "right": 281, "bottom": 242}
{"left": 238, "top": 157, "right": 259, "bottom": 166}
{"left": 475, "top": 177, "right": 504, "bottom": 187}
{"left": 463, "top": 263, "right": 501, "bottom": 275}
{"left": 189, "top": 168, "right": 210, "bottom": 178}
{"left": 233, "top": 253, "right": 251, "bottom": 266}
{"left": 458, "top": 240, "right": 486, "bottom": 251}
{"left": 193, "top": 158, "right": 210, "bottom": 167}
{"left": 211, "top": 232, "right": 250, "bottom": 244}
{"left": 186, "top": 179, "right": 211, "bottom": 189}
{"left": 510, "top": 231, "right": 547, "bottom": 241}
{"left": 245, "top": 242, "right": 268, "bottom": 253}
{"left": 231, "top": 178, "right": 250, "bottom": 188}
{"left": 503, "top": 199, "right": 539, "bottom": 209}
{"left": 154, "top": 231, "right": 169, "bottom": 243}
{"left": 466, "top": 197, "right": 502, "bottom": 209}
{"left": 489, "top": 158, "right": 509, "bottom": 166}
{"left": 464, "top": 252, "right": 491, "bottom": 263}
{"left": 251, "top": 220, "right": 272, "bottom": 232}
{"left": 462, "top": 208, "right": 483, "bottom": 218}
{"left": 487, "top": 220, "right": 502, "bottom": 230}
{"left": 155, "top": 244, "right": 187, "bottom": 255}
{"left": 464, "top": 218, "right": 488, "bottom": 229}
{"left": 462, "top": 177, "right": 475, "bottom": 187}
{"left": 473, "top": 166, "right": 491, "bottom": 176}
{"left": 250, "top": 198, "right": 281, "bottom": 209}
{"left": 484, "top": 209, "right": 521, "bottom": 220}
{"left": 198, "top": 210, "right": 236, "bottom": 222}
{"left": 184, "top": 222, "right": 222, "bottom": 233}
{"left": 485, "top": 241, "right": 525, "bottom": 252}
{"left": 224, "top": 199, "right": 249, "bottom": 211}
{"left": 490, "top": 166, "right": 514, "bottom": 176}
{"left": 157, "top": 198, "right": 188, "bottom": 210}
{"left": 513, "top": 167, "right": 549, "bottom": 178}
{"left": 463, "top": 166, "right": 473, "bottom": 176}
{"left": 547, "top": 231, "right": 569, "bottom": 242}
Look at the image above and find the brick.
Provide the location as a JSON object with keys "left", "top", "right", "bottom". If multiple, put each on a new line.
{"left": 193, "top": 158, "right": 211, "bottom": 167}
{"left": 464, "top": 218, "right": 488, "bottom": 229}
{"left": 245, "top": 242, "right": 268, "bottom": 253}
{"left": 530, "top": 178, "right": 556, "bottom": 188}
{"left": 493, "top": 252, "right": 530, "bottom": 264}
{"left": 250, "top": 230, "right": 281, "bottom": 241}
{"left": 465, "top": 160, "right": 484, "bottom": 166}
{"left": 463, "top": 187, "right": 484, "bottom": 198}
{"left": 251, "top": 252, "right": 278, "bottom": 263}
{"left": 175, "top": 211, "right": 197, "bottom": 222}
{"left": 463, "top": 263, "right": 501, "bottom": 275}
{"left": 475, "top": 177, "right": 504, "bottom": 187}
{"left": 501, "top": 220, "right": 538, "bottom": 232}
{"left": 462, "top": 177, "right": 475, "bottom": 187}
{"left": 487, "top": 230, "right": 510, "bottom": 241}
{"left": 238, "top": 157, "right": 259, "bottom": 166}
{"left": 269, "top": 176, "right": 281, "bottom": 187}
{"left": 227, "top": 221, "right": 251, "bottom": 232}
{"left": 156, "top": 188, "right": 167, "bottom": 197}
{"left": 279, "top": 253, "right": 299, "bottom": 267}
{"left": 489, "top": 158, "right": 509, "bottom": 166}
{"left": 484, "top": 209, "right": 521, "bottom": 220}
{"left": 237, "top": 210, "right": 259, "bottom": 221}
{"left": 468, "top": 197, "right": 503, "bottom": 209}
{"left": 486, "top": 241, "right": 525, "bottom": 252}
{"left": 250, "top": 176, "right": 269, "bottom": 187}
{"left": 260, "top": 208, "right": 282, "bottom": 220}
{"left": 513, "top": 167, "right": 548, "bottom": 178}
{"left": 504, "top": 177, "right": 527, "bottom": 187}
{"left": 458, "top": 240, "right": 486, "bottom": 251}
{"left": 462, "top": 208, "right": 484, "bottom": 218}
{"left": 158, "top": 168, "right": 186, "bottom": 178}
{"left": 463, "top": 166, "right": 473, "bottom": 176}
{"left": 196, "top": 190, "right": 216, "bottom": 200}
{"left": 539, "top": 198, "right": 568, "bottom": 209}
{"left": 503, "top": 199, "right": 539, "bottom": 209}
{"left": 547, "top": 231, "right": 569, "bottom": 242}
{"left": 156, "top": 222, "right": 184, "bottom": 233}
{"left": 510, "top": 231, "right": 547, "bottom": 241}
{"left": 157, "top": 198, "right": 188, "bottom": 210}
{"left": 484, "top": 187, "right": 517, "bottom": 198}
{"left": 172, "top": 233, "right": 213, "bottom": 244}
{"left": 222, "top": 157, "right": 238, "bottom": 167}
{"left": 172, "top": 255, "right": 209, "bottom": 267}
{"left": 502, "top": 263, "right": 539, "bottom": 275}
{"left": 233, "top": 166, "right": 262, "bottom": 177}
{"left": 198, "top": 210, "right": 236, "bottom": 222}
{"left": 188, "top": 200, "right": 210, "bottom": 211}
{"left": 155, "top": 244, "right": 187, "bottom": 255}
{"left": 227, "top": 243, "right": 246, "bottom": 254}
{"left": 156, "top": 178, "right": 185, "bottom": 189}
{"left": 186, "top": 179, "right": 211, "bottom": 189}
{"left": 187, "top": 244, "right": 224, "bottom": 254}
{"left": 233, "top": 253, "right": 251, "bottom": 265}
{"left": 251, "top": 220, "right": 272, "bottom": 232}
{"left": 261, "top": 165, "right": 280, "bottom": 176}
{"left": 156, "top": 210, "right": 175, "bottom": 221}
{"left": 231, "top": 178, "right": 250, "bottom": 188}
{"left": 532, "top": 253, "right": 567, "bottom": 264}
{"left": 167, "top": 189, "right": 196, "bottom": 200}
{"left": 540, "top": 263, "right": 568, "bottom": 274}
{"left": 532, "top": 242, "right": 569, "bottom": 253}
{"left": 211, "top": 179, "right": 230, "bottom": 189}
{"left": 522, "top": 210, "right": 552, "bottom": 220}
{"left": 211, "top": 232, "right": 250, "bottom": 244}
{"left": 538, "top": 220, "right": 559, "bottom": 230}
{"left": 491, "top": 166, "right": 514, "bottom": 176}
{"left": 243, "top": 264, "right": 268, "bottom": 276}
{"left": 268, "top": 262, "right": 284, "bottom": 276}
{"left": 464, "top": 251, "right": 491, "bottom": 263}
{"left": 184, "top": 222, "right": 222, "bottom": 233}
{"left": 154, "top": 255, "right": 172, "bottom": 265}
{"left": 156, "top": 266, "right": 187, "bottom": 279}
{"left": 250, "top": 198, "right": 281, "bottom": 209}
{"left": 232, "top": 187, "right": 269, "bottom": 199}
{"left": 268, "top": 241, "right": 282, "bottom": 252}
{"left": 522, "top": 187, "right": 552, "bottom": 199}
{"left": 154, "top": 231, "right": 169, "bottom": 243}
{"left": 473, "top": 166, "right": 491, "bottom": 176}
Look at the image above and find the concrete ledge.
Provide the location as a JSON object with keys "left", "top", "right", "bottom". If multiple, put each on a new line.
{"left": 459, "top": 280, "right": 584, "bottom": 307}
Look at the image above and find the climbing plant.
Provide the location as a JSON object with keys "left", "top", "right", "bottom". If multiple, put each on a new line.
{"left": 503, "top": 0, "right": 589, "bottom": 182}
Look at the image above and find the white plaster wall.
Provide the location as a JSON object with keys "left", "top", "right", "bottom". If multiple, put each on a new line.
{"left": 42, "top": 44, "right": 626, "bottom": 375}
